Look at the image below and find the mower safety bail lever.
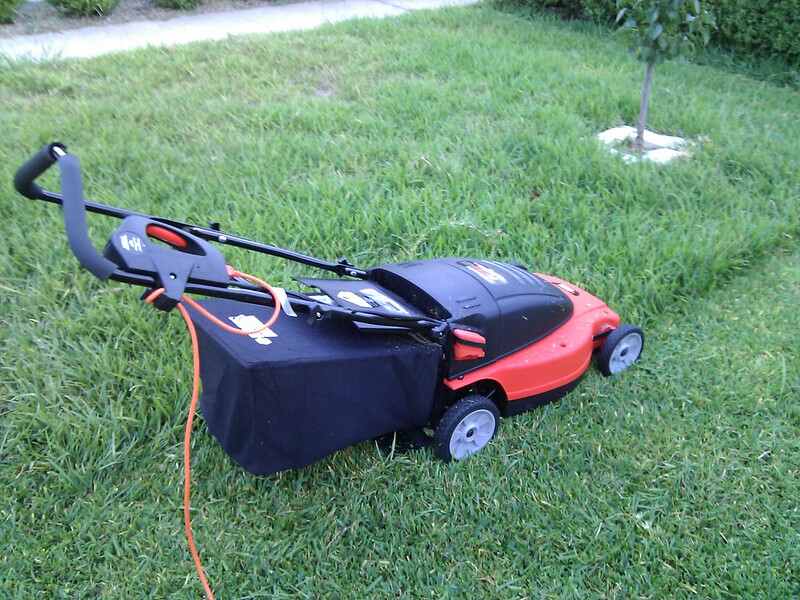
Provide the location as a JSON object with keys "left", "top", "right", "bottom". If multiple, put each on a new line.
{"left": 14, "top": 143, "right": 118, "bottom": 281}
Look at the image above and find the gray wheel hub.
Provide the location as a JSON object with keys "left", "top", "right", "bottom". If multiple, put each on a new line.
{"left": 609, "top": 332, "right": 643, "bottom": 374}
{"left": 448, "top": 409, "right": 496, "bottom": 460}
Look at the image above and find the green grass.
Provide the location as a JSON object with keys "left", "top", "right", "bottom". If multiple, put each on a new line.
{"left": 1, "top": 5, "right": 799, "bottom": 598}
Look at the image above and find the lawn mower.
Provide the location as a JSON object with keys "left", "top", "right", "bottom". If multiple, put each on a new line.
{"left": 14, "top": 142, "right": 643, "bottom": 597}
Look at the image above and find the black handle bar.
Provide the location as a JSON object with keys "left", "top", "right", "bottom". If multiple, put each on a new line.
{"left": 13, "top": 142, "right": 64, "bottom": 200}
{"left": 12, "top": 143, "right": 446, "bottom": 333}
{"left": 14, "top": 143, "right": 368, "bottom": 279}
{"left": 14, "top": 143, "right": 117, "bottom": 280}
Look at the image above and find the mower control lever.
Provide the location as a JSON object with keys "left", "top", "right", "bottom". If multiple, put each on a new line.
{"left": 106, "top": 215, "right": 231, "bottom": 311}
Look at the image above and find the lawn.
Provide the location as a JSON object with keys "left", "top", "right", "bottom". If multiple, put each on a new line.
{"left": 1, "top": 4, "right": 799, "bottom": 598}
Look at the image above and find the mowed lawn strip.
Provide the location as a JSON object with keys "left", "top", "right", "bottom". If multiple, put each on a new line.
{"left": 0, "top": 5, "right": 799, "bottom": 598}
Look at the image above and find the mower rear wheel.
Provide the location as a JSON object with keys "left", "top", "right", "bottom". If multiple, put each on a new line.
{"left": 597, "top": 324, "right": 644, "bottom": 376}
{"left": 434, "top": 395, "right": 500, "bottom": 462}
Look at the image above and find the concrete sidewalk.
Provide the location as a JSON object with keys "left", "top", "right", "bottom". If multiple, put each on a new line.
{"left": 0, "top": 0, "right": 478, "bottom": 61}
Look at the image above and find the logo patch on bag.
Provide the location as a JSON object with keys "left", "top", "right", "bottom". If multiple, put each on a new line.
{"left": 228, "top": 314, "right": 277, "bottom": 346}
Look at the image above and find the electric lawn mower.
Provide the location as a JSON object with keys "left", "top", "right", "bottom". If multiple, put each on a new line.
{"left": 14, "top": 143, "right": 644, "bottom": 597}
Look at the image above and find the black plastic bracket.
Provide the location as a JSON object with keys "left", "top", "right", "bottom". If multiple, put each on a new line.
{"left": 105, "top": 216, "right": 231, "bottom": 311}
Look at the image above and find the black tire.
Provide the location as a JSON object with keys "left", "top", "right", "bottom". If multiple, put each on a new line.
{"left": 434, "top": 395, "right": 500, "bottom": 462}
{"left": 597, "top": 324, "right": 644, "bottom": 377}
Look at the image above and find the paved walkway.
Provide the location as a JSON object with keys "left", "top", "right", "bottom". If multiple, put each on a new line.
{"left": 0, "top": 0, "right": 478, "bottom": 61}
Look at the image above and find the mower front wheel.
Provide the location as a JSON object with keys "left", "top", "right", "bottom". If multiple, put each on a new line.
{"left": 597, "top": 324, "right": 644, "bottom": 376}
{"left": 434, "top": 395, "right": 500, "bottom": 462}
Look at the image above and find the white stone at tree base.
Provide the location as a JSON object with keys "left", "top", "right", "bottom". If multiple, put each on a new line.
{"left": 597, "top": 125, "right": 690, "bottom": 165}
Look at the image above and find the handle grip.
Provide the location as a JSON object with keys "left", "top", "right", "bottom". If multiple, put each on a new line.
{"left": 13, "top": 143, "right": 66, "bottom": 200}
{"left": 58, "top": 153, "right": 118, "bottom": 280}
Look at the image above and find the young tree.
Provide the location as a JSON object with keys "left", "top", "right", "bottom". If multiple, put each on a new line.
{"left": 616, "top": 0, "right": 715, "bottom": 152}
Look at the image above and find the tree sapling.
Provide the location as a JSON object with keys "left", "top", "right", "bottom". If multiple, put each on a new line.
{"left": 616, "top": 0, "right": 715, "bottom": 152}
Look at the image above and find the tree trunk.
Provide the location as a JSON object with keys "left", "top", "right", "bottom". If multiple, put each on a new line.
{"left": 635, "top": 61, "right": 655, "bottom": 153}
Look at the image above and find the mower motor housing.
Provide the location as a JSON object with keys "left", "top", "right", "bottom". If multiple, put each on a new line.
{"left": 370, "top": 259, "right": 574, "bottom": 378}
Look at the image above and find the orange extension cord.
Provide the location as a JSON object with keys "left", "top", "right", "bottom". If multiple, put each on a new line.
{"left": 145, "top": 269, "right": 281, "bottom": 600}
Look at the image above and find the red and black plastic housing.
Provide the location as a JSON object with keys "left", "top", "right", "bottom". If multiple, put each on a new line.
{"left": 370, "top": 259, "right": 574, "bottom": 377}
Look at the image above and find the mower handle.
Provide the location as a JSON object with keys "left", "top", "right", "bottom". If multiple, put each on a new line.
{"left": 14, "top": 143, "right": 118, "bottom": 280}
{"left": 13, "top": 142, "right": 65, "bottom": 200}
{"left": 12, "top": 144, "right": 445, "bottom": 332}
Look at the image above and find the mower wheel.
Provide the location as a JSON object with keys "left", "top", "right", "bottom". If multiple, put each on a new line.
{"left": 434, "top": 395, "right": 500, "bottom": 462}
{"left": 597, "top": 324, "right": 644, "bottom": 377}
